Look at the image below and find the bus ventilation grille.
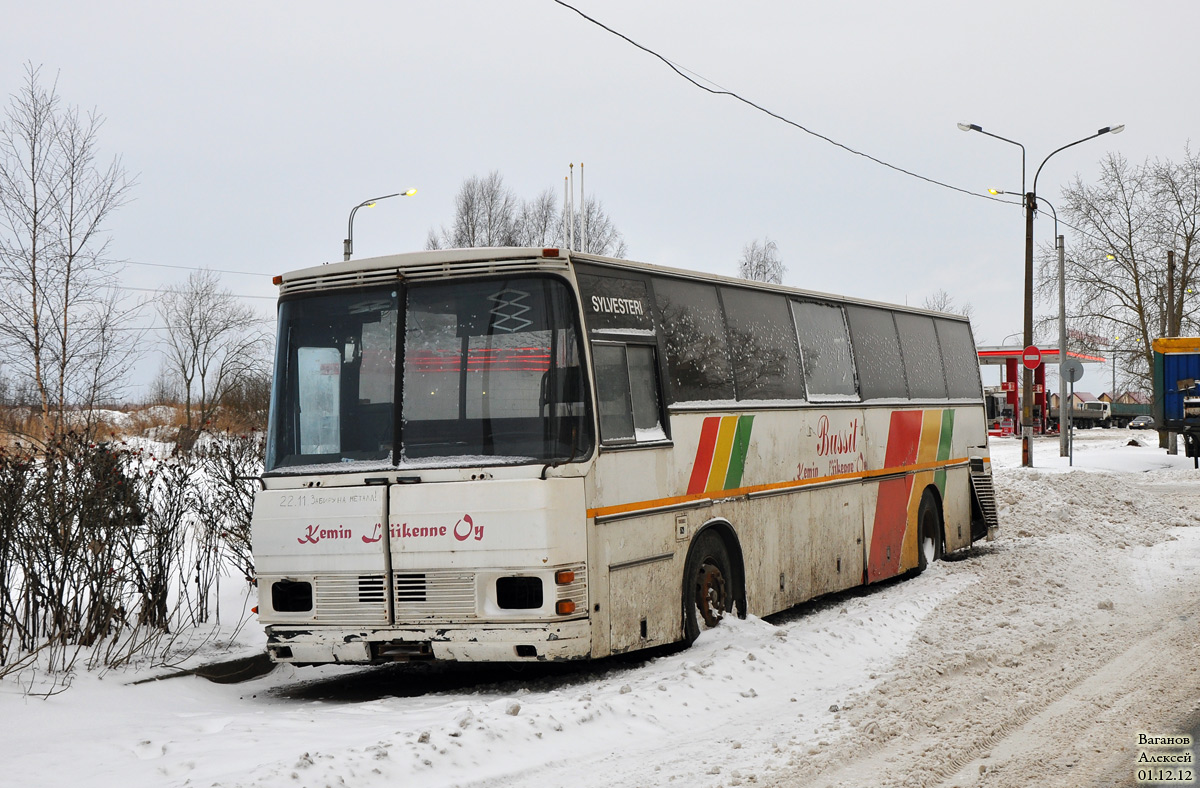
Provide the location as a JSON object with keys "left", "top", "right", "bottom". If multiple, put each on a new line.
{"left": 394, "top": 571, "right": 477, "bottom": 621}
{"left": 280, "top": 268, "right": 404, "bottom": 295}
{"left": 313, "top": 574, "right": 388, "bottom": 624}
{"left": 358, "top": 575, "right": 386, "bottom": 603}
{"left": 969, "top": 470, "right": 1000, "bottom": 530}
{"left": 279, "top": 257, "right": 569, "bottom": 295}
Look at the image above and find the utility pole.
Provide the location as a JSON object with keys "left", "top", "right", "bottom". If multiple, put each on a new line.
{"left": 1167, "top": 250, "right": 1179, "bottom": 455}
{"left": 1058, "top": 234, "right": 1068, "bottom": 457}
{"left": 1022, "top": 191, "right": 1035, "bottom": 467}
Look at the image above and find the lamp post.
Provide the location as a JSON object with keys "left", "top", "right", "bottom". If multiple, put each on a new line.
{"left": 998, "top": 192, "right": 1068, "bottom": 456}
{"left": 343, "top": 188, "right": 418, "bottom": 261}
{"left": 959, "top": 123, "right": 1124, "bottom": 467}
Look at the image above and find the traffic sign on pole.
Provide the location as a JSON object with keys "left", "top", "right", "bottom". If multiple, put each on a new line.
{"left": 1061, "top": 358, "right": 1084, "bottom": 383}
{"left": 1022, "top": 345, "right": 1042, "bottom": 370}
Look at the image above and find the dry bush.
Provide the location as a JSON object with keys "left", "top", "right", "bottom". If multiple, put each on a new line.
{"left": 0, "top": 430, "right": 262, "bottom": 679}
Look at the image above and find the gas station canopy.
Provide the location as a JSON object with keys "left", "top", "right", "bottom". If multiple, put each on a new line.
{"left": 976, "top": 347, "right": 1106, "bottom": 366}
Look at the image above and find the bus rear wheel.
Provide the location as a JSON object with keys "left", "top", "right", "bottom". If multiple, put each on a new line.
{"left": 683, "top": 530, "right": 734, "bottom": 644}
{"left": 915, "top": 490, "right": 943, "bottom": 574}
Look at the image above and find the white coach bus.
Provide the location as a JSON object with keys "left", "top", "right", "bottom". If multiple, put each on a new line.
{"left": 253, "top": 247, "right": 998, "bottom": 665}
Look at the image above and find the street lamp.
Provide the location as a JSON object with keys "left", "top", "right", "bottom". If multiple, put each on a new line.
{"left": 343, "top": 188, "right": 418, "bottom": 261}
{"left": 959, "top": 122, "right": 1123, "bottom": 467}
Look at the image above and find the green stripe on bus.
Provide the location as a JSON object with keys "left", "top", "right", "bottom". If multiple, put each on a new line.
{"left": 724, "top": 415, "right": 755, "bottom": 490}
{"left": 937, "top": 409, "right": 955, "bottom": 460}
{"left": 935, "top": 409, "right": 955, "bottom": 494}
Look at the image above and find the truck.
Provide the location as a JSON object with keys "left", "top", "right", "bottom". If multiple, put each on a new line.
{"left": 1048, "top": 399, "right": 1111, "bottom": 429}
{"left": 1109, "top": 401, "right": 1152, "bottom": 428}
{"left": 984, "top": 387, "right": 1013, "bottom": 429}
{"left": 1152, "top": 337, "right": 1200, "bottom": 465}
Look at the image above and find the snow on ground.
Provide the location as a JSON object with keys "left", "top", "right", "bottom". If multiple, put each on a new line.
{"left": 3, "top": 428, "right": 1199, "bottom": 787}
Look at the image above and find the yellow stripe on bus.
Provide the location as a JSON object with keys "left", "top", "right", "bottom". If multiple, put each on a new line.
{"left": 586, "top": 456, "right": 970, "bottom": 520}
{"left": 705, "top": 416, "right": 739, "bottom": 492}
{"left": 917, "top": 409, "right": 942, "bottom": 464}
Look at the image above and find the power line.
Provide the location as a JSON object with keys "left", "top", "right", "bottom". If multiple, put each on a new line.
{"left": 113, "top": 283, "right": 276, "bottom": 300}
{"left": 117, "top": 258, "right": 273, "bottom": 277}
{"left": 990, "top": 194, "right": 1111, "bottom": 249}
{"left": 552, "top": 0, "right": 1004, "bottom": 204}
{"left": 90, "top": 316, "right": 277, "bottom": 332}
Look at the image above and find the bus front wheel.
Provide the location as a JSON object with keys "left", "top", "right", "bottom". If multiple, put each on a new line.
{"left": 683, "top": 530, "right": 734, "bottom": 645}
{"left": 915, "top": 490, "right": 943, "bottom": 574}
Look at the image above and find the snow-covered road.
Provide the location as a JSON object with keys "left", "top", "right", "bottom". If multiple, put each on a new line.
{"left": 3, "top": 429, "right": 1199, "bottom": 787}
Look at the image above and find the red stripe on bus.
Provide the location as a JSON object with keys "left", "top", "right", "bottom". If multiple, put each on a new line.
{"left": 868, "top": 409, "right": 925, "bottom": 582}
{"left": 687, "top": 416, "right": 722, "bottom": 494}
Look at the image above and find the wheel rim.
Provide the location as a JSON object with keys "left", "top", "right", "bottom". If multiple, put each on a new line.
{"left": 695, "top": 560, "right": 728, "bottom": 629}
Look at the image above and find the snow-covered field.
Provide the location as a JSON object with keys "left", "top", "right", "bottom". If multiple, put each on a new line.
{"left": 3, "top": 429, "right": 1199, "bottom": 787}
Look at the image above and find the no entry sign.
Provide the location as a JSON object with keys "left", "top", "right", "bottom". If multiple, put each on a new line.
{"left": 1022, "top": 345, "right": 1042, "bottom": 370}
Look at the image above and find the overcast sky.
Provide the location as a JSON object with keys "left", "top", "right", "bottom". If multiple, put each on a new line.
{"left": 3, "top": 1, "right": 1194, "bottom": 394}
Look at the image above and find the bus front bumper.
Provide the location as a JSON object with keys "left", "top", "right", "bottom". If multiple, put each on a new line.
{"left": 264, "top": 618, "right": 592, "bottom": 664}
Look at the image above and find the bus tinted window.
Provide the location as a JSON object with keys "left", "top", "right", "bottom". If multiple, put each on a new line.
{"left": 267, "top": 287, "right": 399, "bottom": 470}
{"left": 894, "top": 312, "right": 948, "bottom": 399}
{"left": 936, "top": 318, "right": 983, "bottom": 398}
{"left": 593, "top": 344, "right": 635, "bottom": 440}
{"left": 845, "top": 306, "right": 908, "bottom": 400}
{"left": 593, "top": 342, "right": 666, "bottom": 443}
{"left": 402, "top": 277, "right": 593, "bottom": 462}
{"left": 627, "top": 344, "right": 665, "bottom": 436}
{"left": 652, "top": 277, "right": 734, "bottom": 403}
{"left": 720, "top": 286, "right": 805, "bottom": 401}
{"left": 791, "top": 300, "right": 858, "bottom": 399}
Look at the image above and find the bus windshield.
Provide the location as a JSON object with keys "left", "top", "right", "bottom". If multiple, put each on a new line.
{"left": 266, "top": 276, "right": 593, "bottom": 472}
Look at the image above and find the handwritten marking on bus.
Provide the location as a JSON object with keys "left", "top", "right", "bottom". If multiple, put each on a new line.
{"left": 277, "top": 492, "right": 378, "bottom": 509}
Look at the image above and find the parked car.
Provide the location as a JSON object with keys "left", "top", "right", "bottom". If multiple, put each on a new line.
{"left": 1129, "top": 415, "right": 1155, "bottom": 430}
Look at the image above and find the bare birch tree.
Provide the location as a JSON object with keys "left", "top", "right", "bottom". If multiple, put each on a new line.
{"left": 567, "top": 195, "right": 628, "bottom": 257}
{"left": 428, "top": 172, "right": 628, "bottom": 256}
{"left": 156, "top": 268, "right": 267, "bottom": 441}
{"left": 738, "top": 237, "right": 785, "bottom": 284}
{"left": 1039, "top": 150, "right": 1200, "bottom": 391}
{"left": 427, "top": 171, "right": 520, "bottom": 249}
{"left": 0, "top": 63, "right": 136, "bottom": 441}
{"left": 516, "top": 188, "right": 561, "bottom": 247}
{"left": 923, "top": 288, "right": 974, "bottom": 321}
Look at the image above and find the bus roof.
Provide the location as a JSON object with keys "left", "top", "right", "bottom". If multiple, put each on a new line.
{"left": 278, "top": 247, "right": 971, "bottom": 324}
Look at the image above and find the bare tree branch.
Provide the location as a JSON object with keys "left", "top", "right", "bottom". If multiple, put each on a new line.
{"left": 156, "top": 268, "right": 268, "bottom": 441}
{"left": 1037, "top": 150, "right": 1200, "bottom": 394}
{"left": 0, "top": 62, "right": 138, "bottom": 443}
{"left": 737, "top": 237, "right": 785, "bottom": 284}
{"left": 427, "top": 172, "right": 628, "bottom": 257}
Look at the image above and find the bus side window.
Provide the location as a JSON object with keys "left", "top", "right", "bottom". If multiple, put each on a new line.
{"left": 651, "top": 277, "right": 735, "bottom": 403}
{"left": 593, "top": 342, "right": 666, "bottom": 445}
{"left": 845, "top": 305, "right": 908, "bottom": 400}
{"left": 791, "top": 300, "right": 860, "bottom": 400}
{"left": 895, "top": 312, "right": 948, "bottom": 399}
{"left": 935, "top": 318, "right": 984, "bottom": 398}
{"left": 720, "top": 286, "right": 805, "bottom": 401}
